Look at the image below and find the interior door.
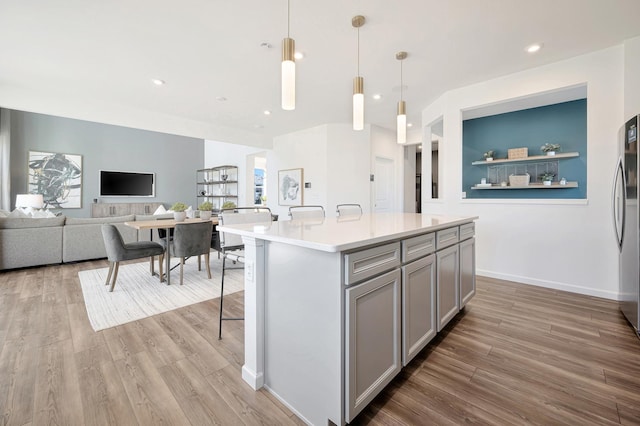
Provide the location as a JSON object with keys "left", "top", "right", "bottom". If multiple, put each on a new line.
{"left": 374, "top": 156, "right": 394, "bottom": 212}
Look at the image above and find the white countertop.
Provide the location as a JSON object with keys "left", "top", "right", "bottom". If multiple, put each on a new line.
{"left": 218, "top": 212, "right": 478, "bottom": 252}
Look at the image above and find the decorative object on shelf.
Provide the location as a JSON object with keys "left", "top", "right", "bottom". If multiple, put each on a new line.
{"left": 278, "top": 168, "right": 304, "bottom": 206}
{"left": 483, "top": 150, "right": 495, "bottom": 161}
{"left": 198, "top": 201, "right": 213, "bottom": 220}
{"left": 560, "top": 177, "right": 567, "bottom": 186}
{"left": 221, "top": 201, "right": 237, "bottom": 210}
{"left": 508, "top": 173, "right": 530, "bottom": 187}
{"left": 539, "top": 172, "right": 556, "bottom": 185}
{"left": 500, "top": 181, "right": 508, "bottom": 187}
{"left": 28, "top": 150, "right": 82, "bottom": 209}
{"left": 507, "top": 147, "right": 528, "bottom": 159}
{"left": 171, "top": 202, "right": 188, "bottom": 222}
{"left": 221, "top": 174, "right": 228, "bottom": 181}
{"left": 541, "top": 143, "right": 561, "bottom": 156}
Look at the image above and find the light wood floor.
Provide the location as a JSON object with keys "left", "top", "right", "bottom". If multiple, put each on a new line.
{"left": 1, "top": 260, "right": 639, "bottom": 425}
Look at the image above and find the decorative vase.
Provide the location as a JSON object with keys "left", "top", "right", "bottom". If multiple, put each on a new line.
{"left": 200, "top": 210, "right": 212, "bottom": 220}
{"left": 543, "top": 180, "right": 552, "bottom": 186}
{"left": 486, "top": 157, "right": 493, "bottom": 162}
{"left": 546, "top": 151, "right": 556, "bottom": 156}
{"left": 174, "top": 211, "right": 186, "bottom": 222}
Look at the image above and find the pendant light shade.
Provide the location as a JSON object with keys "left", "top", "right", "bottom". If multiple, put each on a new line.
{"left": 352, "top": 15, "right": 365, "bottom": 131}
{"left": 397, "top": 100, "right": 406, "bottom": 144}
{"left": 281, "top": 1, "right": 295, "bottom": 110}
{"left": 353, "top": 76, "right": 364, "bottom": 130}
{"left": 282, "top": 37, "right": 295, "bottom": 110}
{"left": 396, "top": 51, "right": 408, "bottom": 144}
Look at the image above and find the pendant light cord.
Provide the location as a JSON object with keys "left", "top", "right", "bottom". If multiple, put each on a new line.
{"left": 357, "top": 26, "right": 360, "bottom": 76}
{"left": 287, "top": 0, "right": 290, "bottom": 37}
{"left": 400, "top": 60, "right": 403, "bottom": 102}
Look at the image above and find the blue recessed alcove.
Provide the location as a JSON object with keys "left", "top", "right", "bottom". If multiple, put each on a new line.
{"left": 462, "top": 98, "right": 587, "bottom": 199}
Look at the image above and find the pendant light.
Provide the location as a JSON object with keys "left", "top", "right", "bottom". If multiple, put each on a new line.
{"left": 396, "top": 51, "right": 408, "bottom": 144}
{"left": 282, "top": 0, "right": 295, "bottom": 110}
{"left": 352, "top": 15, "right": 365, "bottom": 131}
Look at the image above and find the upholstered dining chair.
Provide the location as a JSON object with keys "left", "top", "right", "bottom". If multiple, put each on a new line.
{"left": 288, "top": 205, "right": 325, "bottom": 220}
{"left": 336, "top": 203, "right": 363, "bottom": 216}
{"left": 218, "top": 207, "right": 272, "bottom": 339}
{"left": 101, "top": 224, "right": 165, "bottom": 292}
{"left": 160, "top": 221, "right": 213, "bottom": 285}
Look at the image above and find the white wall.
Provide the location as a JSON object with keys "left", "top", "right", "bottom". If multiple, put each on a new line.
{"left": 624, "top": 36, "right": 640, "bottom": 119}
{"left": 422, "top": 46, "right": 625, "bottom": 299}
{"left": 371, "top": 125, "right": 405, "bottom": 212}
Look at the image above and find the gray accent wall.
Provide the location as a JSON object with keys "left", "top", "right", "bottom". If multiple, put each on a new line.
{"left": 9, "top": 110, "right": 204, "bottom": 217}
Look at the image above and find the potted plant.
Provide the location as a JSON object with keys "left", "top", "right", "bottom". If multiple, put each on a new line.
{"left": 483, "top": 150, "right": 495, "bottom": 161}
{"left": 221, "top": 201, "right": 237, "bottom": 211}
{"left": 539, "top": 172, "right": 556, "bottom": 186}
{"left": 541, "top": 143, "right": 561, "bottom": 156}
{"left": 198, "top": 201, "right": 213, "bottom": 220}
{"left": 171, "top": 202, "right": 188, "bottom": 222}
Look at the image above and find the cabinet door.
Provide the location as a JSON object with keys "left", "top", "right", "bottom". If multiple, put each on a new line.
{"left": 402, "top": 254, "right": 436, "bottom": 366}
{"left": 436, "top": 244, "right": 459, "bottom": 331}
{"left": 460, "top": 237, "right": 476, "bottom": 308}
{"left": 345, "top": 269, "right": 401, "bottom": 422}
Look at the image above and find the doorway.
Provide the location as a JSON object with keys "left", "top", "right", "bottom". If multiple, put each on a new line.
{"left": 374, "top": 156, "right": 394, "bottom": 212}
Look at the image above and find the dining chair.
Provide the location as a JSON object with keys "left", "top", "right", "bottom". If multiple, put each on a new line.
{"left": 161, "top": 221, "right": 213, "bottom": 285}
{"left": 288, "top": 205, "right": 325, "bottom": 220}
{"left": 218, "top": 207, "right": 272, "bottom": 339}
{"left": 101, "top": 224, "right": 165, "bottom": 292}
{"left": 336, "top": 203, "right": 363, "bottom": 216}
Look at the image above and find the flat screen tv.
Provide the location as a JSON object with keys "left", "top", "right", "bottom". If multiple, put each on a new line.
{"left": 99, "top": 170, "right": 155, "bottom": 197}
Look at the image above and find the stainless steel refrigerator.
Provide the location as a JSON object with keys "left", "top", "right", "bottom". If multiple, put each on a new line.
{"left": 614, "top": 114, "right": 640, "bottom": 338}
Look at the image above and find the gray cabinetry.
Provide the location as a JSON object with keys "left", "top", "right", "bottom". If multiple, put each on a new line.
{"left": 345, "top": 269, "right": 401, "bottom": 422}
{"left": 460, "top": 237, "right": 476, "bottom": 308}
{"left": 436, "top": 244, "right": 459, "bottom": 331}
{"left": 401, "top": 253, "right": 436, "bottom": 366}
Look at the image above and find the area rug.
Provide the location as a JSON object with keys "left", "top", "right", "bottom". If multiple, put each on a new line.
{"left": 78, "top": 256, "right": 243, "bottom": 331}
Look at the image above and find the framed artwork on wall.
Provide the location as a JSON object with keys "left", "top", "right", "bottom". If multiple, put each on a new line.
{"left": 278, "top": 168, "right": 303, "bottom": 206}
{"left": 28, "top": 151, "right": 82, "bottom": 208}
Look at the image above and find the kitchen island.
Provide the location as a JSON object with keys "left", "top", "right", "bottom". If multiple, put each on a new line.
{"left": 218, "top": 212, "right": 478, "bottom": 425}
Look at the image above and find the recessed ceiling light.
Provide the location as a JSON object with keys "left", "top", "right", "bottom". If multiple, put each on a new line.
{"left": 263, "top": 110, "right": 271, "bottom": 116}
{"left": 372, "top": 93, "right": 382, "bottom": 100}
{"left": 407, "top": 123, "right": 413, "bottom": 128}
{"left": 152, "top": 79, "right": 165, "bottom": 86}
{"left": 216, "top": 96, "right": 227, "bottom": 102}
{"left": 294, "top": 52, "right": 304, "bottom": 60}
{"left": 526, "top": 43, "right": 542, "bottom": 53}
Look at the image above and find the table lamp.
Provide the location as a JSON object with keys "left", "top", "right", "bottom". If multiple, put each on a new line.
{"left": 15, "top": 193, "right": 44, "bottom": 211}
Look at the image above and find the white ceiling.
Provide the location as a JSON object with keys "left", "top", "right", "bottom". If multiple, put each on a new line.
{"left": 1, "top": 0, "right": 640, "bottom": 146}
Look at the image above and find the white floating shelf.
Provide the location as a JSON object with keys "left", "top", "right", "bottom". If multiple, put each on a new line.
{"left": 471, "top": 152, "right": 580, "bottom": 165}
{"left": 471, "top": 182, "right": 579, "bottom": 190}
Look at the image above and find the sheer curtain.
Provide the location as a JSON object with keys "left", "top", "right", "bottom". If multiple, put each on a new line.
{"left": 0, "top": 109, "right": 10, "bottom": 211}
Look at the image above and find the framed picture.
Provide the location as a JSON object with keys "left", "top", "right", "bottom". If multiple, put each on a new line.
{"left": 28, "top": 151, "right": 82, "bottom": 208}
{"left": 278, "top": 168, "right": 303, "bottom": 206}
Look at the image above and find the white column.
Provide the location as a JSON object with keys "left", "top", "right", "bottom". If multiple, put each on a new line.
{"left": 241, "top": 235, "right": 265, "bottom": 389}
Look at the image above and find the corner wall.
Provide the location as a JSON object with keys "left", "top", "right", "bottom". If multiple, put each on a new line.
{"left": 422, "top": 46, "right": 624, "bottom": 299}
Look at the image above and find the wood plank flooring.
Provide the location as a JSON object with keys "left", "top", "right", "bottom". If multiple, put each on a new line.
{"left": 1, "top": 260, "right": 639, "bottom": 425}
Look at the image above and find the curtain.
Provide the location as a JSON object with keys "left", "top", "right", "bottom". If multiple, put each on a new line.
{"left": 0, "top": 109, "right": 10, "bottom": 211}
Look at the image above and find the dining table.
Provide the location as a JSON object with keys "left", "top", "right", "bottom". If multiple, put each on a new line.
{"left": 125, "top": 216, "right": 219, "bottom": 285}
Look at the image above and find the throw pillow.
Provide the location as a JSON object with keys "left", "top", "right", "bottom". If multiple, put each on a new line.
{"left": 8, "top": 208, "right": 29, "bottom": 218}
{"left": 153, "top": 205, "right": 167, "bottom": 215}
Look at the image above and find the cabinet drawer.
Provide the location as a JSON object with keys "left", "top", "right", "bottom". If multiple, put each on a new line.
{"left": 344, "top": 242, "right": 401, "bottom": 285}
{"left": 436, "top": 227, "right": 459, "bottom": 250}
{"left": 459, "top": 222, "right": 475, "bottom": 241}
{"left": 401, "top": 233, "right": 435, "bottom": 263}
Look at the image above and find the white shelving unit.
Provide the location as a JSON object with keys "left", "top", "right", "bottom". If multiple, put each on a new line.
{"left": 196, "top": 165, "right": 238, "bottom": 211}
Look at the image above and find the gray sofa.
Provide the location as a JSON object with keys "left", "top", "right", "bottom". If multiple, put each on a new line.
{"left": 0, "top": 214, "right": 141, "bottom": 270}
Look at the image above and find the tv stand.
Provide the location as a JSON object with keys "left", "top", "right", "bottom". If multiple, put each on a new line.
{"left": 91, "top": 202, "right": 163, "bottom": 217}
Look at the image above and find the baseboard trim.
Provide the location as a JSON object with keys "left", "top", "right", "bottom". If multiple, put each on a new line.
{"left": 477, "top": 269, "right": 621, "bottom": 301}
